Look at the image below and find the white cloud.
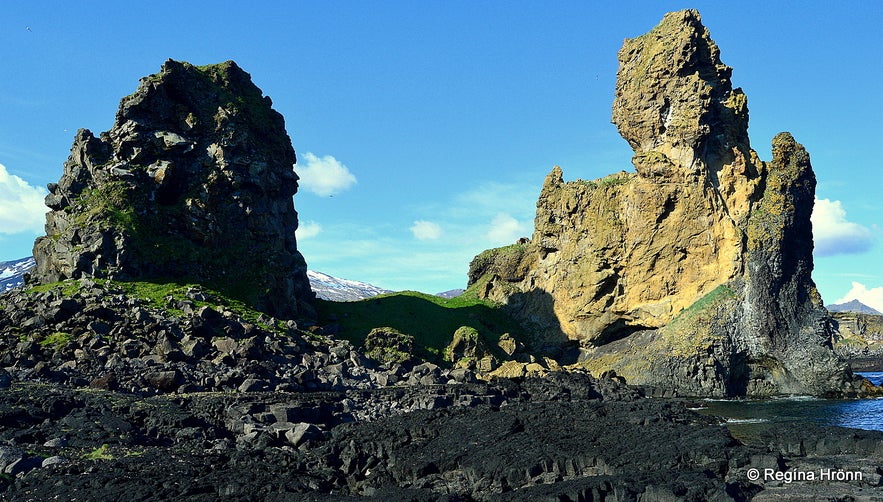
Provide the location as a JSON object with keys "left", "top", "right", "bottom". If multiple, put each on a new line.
{"left": 411, "top": 220, "right": 442, "bottom": 240}
{"left": 486, "top": 212, "right": 528, "bottom": 245}
{"left": 296, "top": 220, "right": 322, "bottom": 240}
{"left": 452, "top": 181, "right": 538, "bottom": 220}
{"left": 835, "top": 282, "right": 883, "bottom": 314}
{"left": 296, "top": 152, "right": 357, "bottom": 196}
{"left": 297, "top": 180, "right": 540, "bottom": 293}
{"left": 812, "top": 198, "right": 874, "bottom": 256}
{"left": 0, "top": 163, "right": 47, "bottom": 234}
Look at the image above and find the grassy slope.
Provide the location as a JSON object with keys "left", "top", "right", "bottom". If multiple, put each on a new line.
{"left": 315, "top": 290, "right": 527, "bottom": 361}
{"left": 22, "top": 279, "right": 531, "bottom": 365}
{"left": 25, "top": 279, "right": 297, "bottom": 336}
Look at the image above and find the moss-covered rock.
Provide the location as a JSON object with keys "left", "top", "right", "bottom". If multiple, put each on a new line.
{"left": 466, "top": 11, "right": 863, "bottom": 397}
{"left": 363, "top": 327, "right": 416, "bottom": 365}
{"left": 444, "top": 326, "right": 493, "bottom": 370}
{"left": 31, "top": 60, "right": 313, "bottom": 320}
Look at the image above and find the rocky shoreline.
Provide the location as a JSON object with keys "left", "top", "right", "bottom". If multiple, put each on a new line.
{"left": 1, "top": 376, "right": 881, "bottom": 500}
{"left": 0, "top": 268, "right": 877, "bottom": 502}
{"left": 1, "top": 279, "right": 880, "bottom": 499}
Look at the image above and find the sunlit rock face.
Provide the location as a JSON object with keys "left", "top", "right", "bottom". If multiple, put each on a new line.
{"left": 32, "top": 60, "right": 314, "bottom": 319}
{"left": 468, "top": 10, "right": 866, "bottom": 397}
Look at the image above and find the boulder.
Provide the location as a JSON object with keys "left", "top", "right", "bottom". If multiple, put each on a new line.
{"left": 362, "top": 327, "right": 416, "bottom": 364}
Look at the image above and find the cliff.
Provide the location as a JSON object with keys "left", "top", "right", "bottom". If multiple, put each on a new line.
{"left": 30, "top": 60, "right": 313, "bottom": 319}
{"left": 468, "top": 10, "right": 864, "bottom": 396}
{"left": 832, "top": 311, "right": 883, "bottom": 361}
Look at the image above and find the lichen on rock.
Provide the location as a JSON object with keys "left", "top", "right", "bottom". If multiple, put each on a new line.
{"left": 31, "top": 60, "right": 313, "bottom": 319}
{"left": 467, "top": 10, "right": 863, "bottom": 396}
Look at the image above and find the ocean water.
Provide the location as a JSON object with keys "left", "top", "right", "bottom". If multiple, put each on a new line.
{"left": 699, "top": 372, "right": 883, "bottom": 442}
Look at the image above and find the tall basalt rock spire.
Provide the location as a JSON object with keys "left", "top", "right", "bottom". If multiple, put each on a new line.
{"left": 467, "top": 10, "right": 866, "bottom": 396}
{"left": 31, "top": 60, "right": 314, "bottom": 319}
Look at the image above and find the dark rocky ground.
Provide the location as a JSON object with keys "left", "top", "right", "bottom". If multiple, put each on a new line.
{"left": 0, "top": 374, "right": 881, "bottom": 501}
{"left": 0, "top": 281, "right": 881, "bottom": 500}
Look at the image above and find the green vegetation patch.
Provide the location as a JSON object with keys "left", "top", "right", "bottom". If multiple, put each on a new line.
{"left": 598, "top": 172, "right": 632, "bottom": 188}
{"left": 23, "top": 278, "right": 292, "bottom": 336}
{"left": 71, "top": 180, "right": 140, "bottom": 232}
{"left": 39, "top": 332, "right": 72, "bottom": 349}
{"left": 669, "top": 284, "right": 736, "bottom": 327}
{"left": 115, "top": 280, "right": 286, "bottom": 333}
{"left": 316, "top": 291, "right": 526, "bottom": 364}
{"left": 193, "top": 61, "right": 281, "bottom": 144}
{"left": 83, "top": 444, "right": 113, "bottom": 461}
{"left": 467, "top": 242, "right": 533, "bottom": 285}
{"left": 664, "top": 284, "right": 736, "bottom": 357}
{"left": 26, "top": 279, "right": 95, "bottom": 297}
{"left": 363, "top": 327, "right": 416, "bottom": 364}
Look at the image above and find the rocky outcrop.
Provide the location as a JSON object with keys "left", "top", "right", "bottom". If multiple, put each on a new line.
{"left": 833, "top": 311, "right": 883, "bottom": 361}
{"left": 0, "top": 279, "right": 483, "bottom": 396}
{"left": 468, "top": 10, "right": 865, "bottom": 396}
{"left": 30, "top": 60, "right": 312, "bottom": 319}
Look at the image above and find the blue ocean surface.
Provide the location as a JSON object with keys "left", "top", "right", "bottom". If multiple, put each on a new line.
{"left": 699, "top": 372, "right": 883, "bottom": 441}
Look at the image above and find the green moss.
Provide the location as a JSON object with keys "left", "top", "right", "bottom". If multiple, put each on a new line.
{"left": 193, "top": 61, "right": 279, "bottom": 140}
{"left": 466, "top": 242, "right": 534, "bottom": 288}
{"left": 72, "top": 180, "right": 139, "bottom": 232}
{"left": 598, "top": 172, "right": 631, "bottom": 188}
{"left": 315, "top": 291, "right": 526, "bottom": 365}
{"left": 469, "top": 243, "right": 527, "bottom": 275}
{"left": 363, "top": 327, "right": 415, "bottom": 364}
{"left": 26, "top": 279, "right": 94, "bottom": 297}
{"left": 834, "top": 337, "right": 869, "bottom": 349}
{"left": 453, "top": 325, "right": 479, "bottom": 341}
{"left": 663, "top": 284, "right": 736, "bottom": 357}
{"left": 115, "top": 280, "right": 285, "bottom": 333}
{"left": 22, "top": 278, "right": 290, "bottom": 337}
{"left": 83, "top": 444, "right": 113, "bottom": 461}
{"left": 444, "top": 326, "right": 484, "bottom": 363}
{"left": 39, "top": 332, "right": 72, "bottom": 349}
{"left": 669, "top": 284, "right": 735, "bottom": 326}
{"left": 573, "top": 179, "right": 599, "bottom": 189}
{"left": 119, "top": 198, "right": 281, "bottom": 313}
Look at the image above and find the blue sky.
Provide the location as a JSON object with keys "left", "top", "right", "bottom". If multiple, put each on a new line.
{"left": 0, "top": 1, "right": 880, "bottom": 310}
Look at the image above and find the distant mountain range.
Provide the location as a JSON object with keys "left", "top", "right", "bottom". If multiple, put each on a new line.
{"left": 437, "top": 289, "right": 465, "bottom": 299}
{"left": 306, "top": 270, "right": 392, "bottom": 301}
{"left": 0, "top": 257, "right": 35, "bottom": 292}
{"left": 8, "top": 255, "right": 873, "bottom": 309}
{"left": 827, "top": 299, "right": 883, "bottom": 316}
{"left": 1, "top": 256, "right": 394, "bottom": 302}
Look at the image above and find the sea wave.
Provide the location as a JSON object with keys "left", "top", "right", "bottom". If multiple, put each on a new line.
{"left": 725, "top": 418, "right": 770, "bottom": 424}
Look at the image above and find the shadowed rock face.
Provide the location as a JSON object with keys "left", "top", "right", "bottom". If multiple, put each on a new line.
{"left": 468, "top": 10, "right": 863, "bottom": 396}
{"left": 31, "top": 60, "right": 313, "bottom": 319}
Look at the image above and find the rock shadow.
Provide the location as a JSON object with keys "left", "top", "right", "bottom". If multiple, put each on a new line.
{"left": 503, "top": 288, "right": 580, "bottom": 364}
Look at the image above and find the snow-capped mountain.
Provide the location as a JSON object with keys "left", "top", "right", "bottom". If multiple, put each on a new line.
{"left": 0, "top": 257, "right": 35, "bottom": 292}
{"left": 436, "top": 289, "right": 465, "bottom": 299}
{"left": 0, "top": 256, "right": 391, "bottom": 302}
{"left": 307, "top": 270, "right": 392, "bottom": 301}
